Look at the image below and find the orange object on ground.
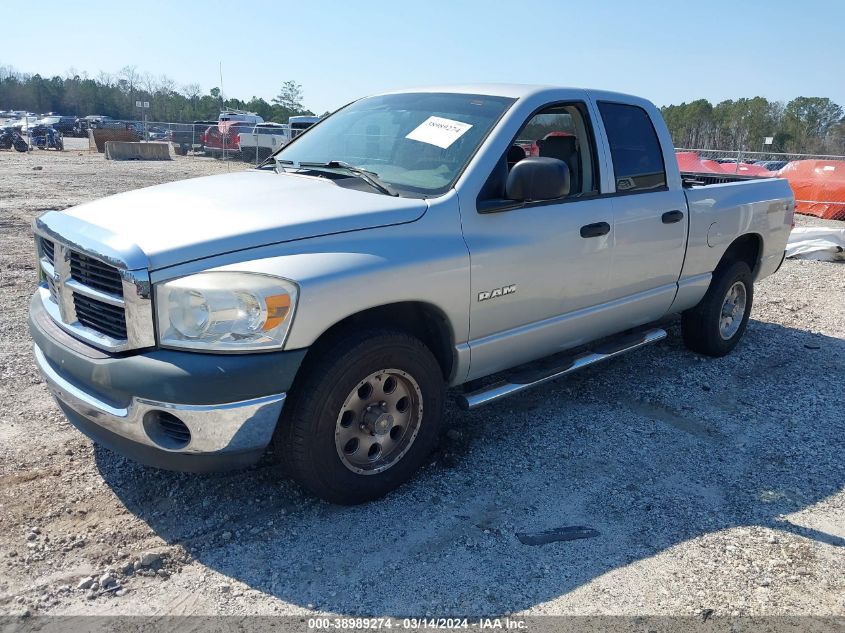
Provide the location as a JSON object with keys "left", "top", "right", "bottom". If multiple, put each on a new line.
{"left": 676, "top": 152, "right": 720, "bottom": 173}
{"left": 718, "top": 162, "right": 772, "bottom": 177}
{"left": 775, "top": 160, "right": 845, "bottom": 220}
{"left": 675, "top": 152, "right": 772, "bottom": 177}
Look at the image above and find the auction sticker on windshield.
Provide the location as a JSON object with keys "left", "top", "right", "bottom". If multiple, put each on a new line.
{"left": 406, "top": 116, "right": 473, "bottom": 149}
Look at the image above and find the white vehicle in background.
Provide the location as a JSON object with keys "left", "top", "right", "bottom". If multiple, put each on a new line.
{"left": 288, "top": 115, "right": 319, "bottom": 138}
{"left": 239, "top": 122, "right": 290, "bottom": 163}
{"left": 239, "top": 117, "right": 321, "bottom": 162}
{"left": 218, "top": 110, "right": 264, "bottom": 130}
{"left": 9, "top": 115, "right": 40, "bottom": 131}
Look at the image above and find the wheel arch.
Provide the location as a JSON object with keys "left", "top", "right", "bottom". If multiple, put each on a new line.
{"left": 717, "top": 233, "right": 764, "bottom": 278}
{"left": 299, "top": 301, "right": 456, "bottom": 383}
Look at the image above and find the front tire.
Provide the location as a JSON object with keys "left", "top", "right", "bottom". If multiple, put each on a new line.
{"left": 681, "top": 260, "right": 753, "bottom": 357}
{"left": 276, "top": 329, "right": 445, "bottom": 504}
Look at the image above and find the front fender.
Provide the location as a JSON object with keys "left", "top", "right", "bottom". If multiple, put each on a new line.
{"left": 148, "top": 192, "right": 470, "bottom": 355}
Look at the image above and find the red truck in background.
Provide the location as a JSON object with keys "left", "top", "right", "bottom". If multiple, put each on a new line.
{"left": 201, "top": 121, "right": 254, "bottom": 158}
{"left": 200, "top": 110, "right": 265, "bottom": 158}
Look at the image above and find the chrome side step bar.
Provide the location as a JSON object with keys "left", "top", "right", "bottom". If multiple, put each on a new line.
{"left": 458, "top": 328, "right": 667, "bottom": 410}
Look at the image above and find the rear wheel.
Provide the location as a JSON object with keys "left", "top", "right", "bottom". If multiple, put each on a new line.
{"left": 275, "top": 329, "right": 444, "bottom": 504}
{"left": 14, "top": 140, "right": 28, "bottom": 152}
{"left": 682, "top": 260, "right": 753, "bottom": 357}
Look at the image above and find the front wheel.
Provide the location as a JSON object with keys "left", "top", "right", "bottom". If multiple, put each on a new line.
{"left": 681, "top": 260, "right": 753, "bottom": 357}
{"left": 14, "top": 140, "right": 28, "bottom": 152}
{"left": 275, "top": 329, "right": 444, "bottom": 504}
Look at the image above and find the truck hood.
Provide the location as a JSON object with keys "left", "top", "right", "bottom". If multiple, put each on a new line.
{"left": 58, "top": 170, "right": 428, "bottom": 270}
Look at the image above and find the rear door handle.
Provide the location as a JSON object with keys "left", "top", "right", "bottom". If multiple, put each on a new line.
{"left": 662, "top": 210, "right": 685, "bottom": 224}
{"left": 580, "top": 222, "right": 611, "bottom": 238}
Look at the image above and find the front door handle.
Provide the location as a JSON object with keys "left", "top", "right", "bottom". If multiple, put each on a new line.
{"left": 580, "top": 222, "right": 611, "bottom": 238}
{"left": 662, "top": 210, "right": 685, "bottom": 224}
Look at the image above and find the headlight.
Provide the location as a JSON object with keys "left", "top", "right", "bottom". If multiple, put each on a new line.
{"left": 155, "top": 272, "right": 298, "bottom": 351}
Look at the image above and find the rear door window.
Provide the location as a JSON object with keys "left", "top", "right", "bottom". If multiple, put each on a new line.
{"left": 598, "top": 102, "right": 666, "bottom": 193}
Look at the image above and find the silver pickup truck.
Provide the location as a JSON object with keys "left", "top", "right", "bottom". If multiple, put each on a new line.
{"left": 29, "top": 85, "right": 794, "bottom": 504}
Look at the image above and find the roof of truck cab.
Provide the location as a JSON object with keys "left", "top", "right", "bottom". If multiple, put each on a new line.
{"left": 379, "top": 83, "right": 646, "bottom": 105}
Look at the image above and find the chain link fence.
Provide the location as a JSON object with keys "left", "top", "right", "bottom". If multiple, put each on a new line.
{"left": 3, "top": 116, "right": 315, "bottom": 165}
{"left": 677, "top": 148, "right": 845, "bottom": 220}
{"left": 5, "top": 112, "right": 844, "bottom": 221}
{"left": 1, "top": 115, "right": 297, "bottom": 163}
{"left": 677, "top": 147, "right": 845, "bottom": 172}
{"left": 82, "top": 118, "right": 305, "bottom": 165}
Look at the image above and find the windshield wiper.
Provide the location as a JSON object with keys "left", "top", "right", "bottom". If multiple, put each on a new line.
{"left": 281, "top": 159, "right": 398, "bottom": 196}
{"left": 257, "top": 153, "right": 280, "bottom": 169}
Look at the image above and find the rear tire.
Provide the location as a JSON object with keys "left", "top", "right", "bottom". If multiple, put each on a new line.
{"left": 275, "top": 329, "right": 444, "bottom": 504}
{"left": 681, "top": 260, "right": 753, "bottom": 357}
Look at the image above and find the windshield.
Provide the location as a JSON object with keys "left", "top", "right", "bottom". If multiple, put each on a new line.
{"left": 273, "top": 92, "right": 515, "bottom": 197}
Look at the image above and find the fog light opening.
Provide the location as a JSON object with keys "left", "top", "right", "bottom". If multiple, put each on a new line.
{"left": 143, "top": 410, "right": 191, "bottom": 450}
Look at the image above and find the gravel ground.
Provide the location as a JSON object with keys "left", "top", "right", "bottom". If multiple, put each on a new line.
{"left": 0, "top": 147, "right": 843, "bottom": 618}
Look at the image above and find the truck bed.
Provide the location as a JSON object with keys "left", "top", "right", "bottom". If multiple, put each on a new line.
{"left": 681, "top": 176, "right": 794, "bottom": 283}
{"left": 681, "top": 171, "right": 764, "bottom": 187}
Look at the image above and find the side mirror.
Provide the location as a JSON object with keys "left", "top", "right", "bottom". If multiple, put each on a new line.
{"left": 505, "top": 156, "right": 570, "bottom": 202}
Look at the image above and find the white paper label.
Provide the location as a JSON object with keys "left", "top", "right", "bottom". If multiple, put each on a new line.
{"left": 406, "top": 116, "right": 473, "bottom": 149}
{"left": 823, "top": 165, "right": 835, "bottom": 171}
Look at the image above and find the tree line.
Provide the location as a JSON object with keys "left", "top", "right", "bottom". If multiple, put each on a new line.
{"left": 0, "top": 66, "right": 315, "bottom": 124}
{"left": 661, "top": 96, "right": 845, "bottom": 155}
{"left": 2, "top": 65, "right": 844, "bottom": 155}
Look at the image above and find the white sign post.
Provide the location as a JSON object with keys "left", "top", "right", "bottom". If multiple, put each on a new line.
{"left": 762, "top": 136, "right": 774, "bottom": 154}
{"left": 136, "top": 101, "right": 150, "bottom": 141}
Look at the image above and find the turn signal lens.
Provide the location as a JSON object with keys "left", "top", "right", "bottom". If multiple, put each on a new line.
{"left": 263, "top": 294, "right": 291, "bottom": 330}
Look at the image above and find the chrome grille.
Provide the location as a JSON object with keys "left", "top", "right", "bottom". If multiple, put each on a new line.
{"left": 73, "top": 293, "right": 128, "bottom": 340}
{"left": 45, "top": 277, "right": 59, "bottom": 303}
{"left": 33, "top": 217, "right": 154, "bottom": 352}
{"left": 40, "top": 237, "right": 55, "bottom": 265}
{"left": 70, "top": 251, "right": 124, "bottom": 297}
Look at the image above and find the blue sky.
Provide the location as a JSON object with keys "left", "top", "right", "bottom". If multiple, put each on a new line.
{"left": 2, "top": 0, "right": 842, "bottom": 113}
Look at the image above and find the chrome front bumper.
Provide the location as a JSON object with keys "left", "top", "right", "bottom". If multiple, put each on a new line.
{"left": 34, "top": 344, "right": 286, "bottom": 465}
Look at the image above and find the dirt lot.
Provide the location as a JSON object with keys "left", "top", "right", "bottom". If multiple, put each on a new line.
{"left": 0, "top": 147, "right": 843, "bottom": 618}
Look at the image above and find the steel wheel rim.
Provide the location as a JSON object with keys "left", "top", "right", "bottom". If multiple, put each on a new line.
{"left": 719, "top": 281, "right": 747, "bottom": 340}
{"left": 335, "top": 368, "right": 423, "bottom": 475}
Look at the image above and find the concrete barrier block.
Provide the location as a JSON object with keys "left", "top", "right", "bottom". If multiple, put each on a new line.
{"left": 104, "top": 142, "right": 171, "bottom": 161}
{"left": 91, "top": 129, "right": 141, "bottom": 152}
